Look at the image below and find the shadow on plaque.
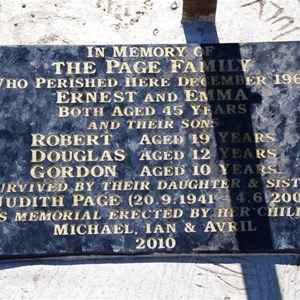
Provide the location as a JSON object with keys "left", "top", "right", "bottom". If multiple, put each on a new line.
{"left": 181, "top": 5, "right": 286, "bottom": 298}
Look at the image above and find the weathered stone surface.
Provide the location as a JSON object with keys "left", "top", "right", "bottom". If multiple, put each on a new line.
{"left": 0, "top": 1, "right": 299, "bottom": 44}
{"left": 0, "top": 255, "right": 299, "bottom": 300}
{"left": 0, "top": 42, "right": 299, "bottom": 258}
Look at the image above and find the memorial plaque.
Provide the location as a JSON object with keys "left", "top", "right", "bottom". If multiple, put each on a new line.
{"left": 0, "top": 42, "right": 299, "bottom": 258}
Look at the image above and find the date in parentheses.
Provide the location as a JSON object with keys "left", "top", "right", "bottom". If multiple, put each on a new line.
{"left": 128, "top": 194, "right": 154, "bottom": 207}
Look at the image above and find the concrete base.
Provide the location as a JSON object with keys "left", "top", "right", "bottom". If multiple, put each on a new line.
{"left": 0, "top": 0, "right": 298, "bottom": 44}
{"left": 0, "top": 255, "right": 299, "bottom": 299}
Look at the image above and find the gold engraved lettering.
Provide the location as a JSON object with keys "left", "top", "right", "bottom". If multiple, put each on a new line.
{"left": 87, "top": 120, "right": 120, "bottom": 130}
{"left": 106, "top": 59, "right": 161, "bottom": 74}
{"left": 258, "top": 206, "right": 300, "bottom": 217}
{"left": 125, "top": 76, "right": 170, "bottom": 87}
{"left": 145, "top": 222, "right": 177, "bottom": 233}
{"left": 111, "top": 105, "right": 155, "bottom": 116}
{"left": 216, "top": 132, "right": 275, "bottom": 143}
{"left": 185, "top": 88, "right": 248, "bottom": 101}
{"left": 127, "top": 119, "right": 174, "bottom": 129}
{"left": 178, "top": 75, "right": 266, "bottom": 87}
{"left": 58, "top": 106, "right": 105, "bottom": 118}
{"left": 218, "top": 147, "right": 276, "bottom": 159}
{"left": 218, "top": 163, "right": 278, "bottom": 175}
{"left": 217, "top": 207, "right": 250, "bottom": 217}
{"left": 52, "top": 61, "right": 96, "bottom": 75}
{"left": 189, "top": 208, "right": 211, "bottom": 218}
{"left": 87, "top": 46, "right": 106, "bottom": 58}
{"left": 265, "top": 178, "right": 300, "bottom": 188}
{"left": 204, "top": 220, "right": 257, "bottom": 232}
{"left": 0, "top": 78, "right": 28, "bottom": 89}
{"left": 112, "top": 46, "right": 186, "bottom": 58}
{"left": 0, "top": 182, "right": 68, "bottom": 193}
{"left": 0, "top": 195, "right": 64, "bottom": 208}
{"left": 53, "top": 223, "right": 134, "bottom": 236}
{"left": 108, "top": 208, "right": 183, "bottom": 220}
{"left": 143, "top": 92, "right": 178, "bottom": 102}
{"left": 56, "top": 90, "right": 136, "bottom": 103}
{"left": 36, "top": 77, "right": 118, "bottom": 89}
{"left": 74, "top": 181, "right": 95, "bottom": 192}
{"left": 31, "top": 149, "right": 125, "bottom": 163}
{"left": 139, "top": 150, "right": 184, "bottom": 161}
{"left": 30, "top": 165, "right": 116, "bottom": 179}
{"left": 139, "top": 134, "right": 184, "bottom": 145}
{"left": 72, "top": 194, "right": 121, "bottom": 207}
{"left": 140, "top": 165, "right": 185, "bottom": 177}
{"left": 170, "top": 59, "right": 251, "bottom": 73}
{"left": 15, "top": 209, "right": 102, "bottom": 222}
{"left": 31, "top": 133, "right": 112, "bottom": 147}
{"left": 102, "top": 180, "right": 150, "bottom": 191}
{"left": 156, "top": 179, "right": 240, "bottom": 190}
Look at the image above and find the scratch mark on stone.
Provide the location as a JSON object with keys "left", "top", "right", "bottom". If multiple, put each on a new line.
{"left": 38, "top": 267, "right": 60, "bottom": 298}
{"left": 85, "top": 289, "right": 94, "bottom": 299}
{"left": 196, "top": 265, "right": 246, "bottom": 291}
{"left": 273, "top": 26, "right": 300, "bottom": 40}
{"left": 211, "top": 263, "right": 243, "bottom": 276}
{"left": 196, "top": 264, "right": 242, "bottom": 278}
{"left": 272, "top": 16, "right": 295, "bottom": 31}
{"left": 266, "top": 1, "right": 283, "bottom": 21}
{"left": 214, "top": 273, "right": 246, "bottom": 291}
{"left": 241, "top": 0, "right": 267, "bottom": 19}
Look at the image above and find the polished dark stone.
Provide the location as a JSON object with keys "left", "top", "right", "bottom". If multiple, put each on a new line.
{"left": 0, "top": 42, "right": 299, "bottom": 258}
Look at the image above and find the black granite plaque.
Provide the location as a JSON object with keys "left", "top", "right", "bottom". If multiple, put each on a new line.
{"left": 0, "top": 42, "right": 299, "bottom": 258}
